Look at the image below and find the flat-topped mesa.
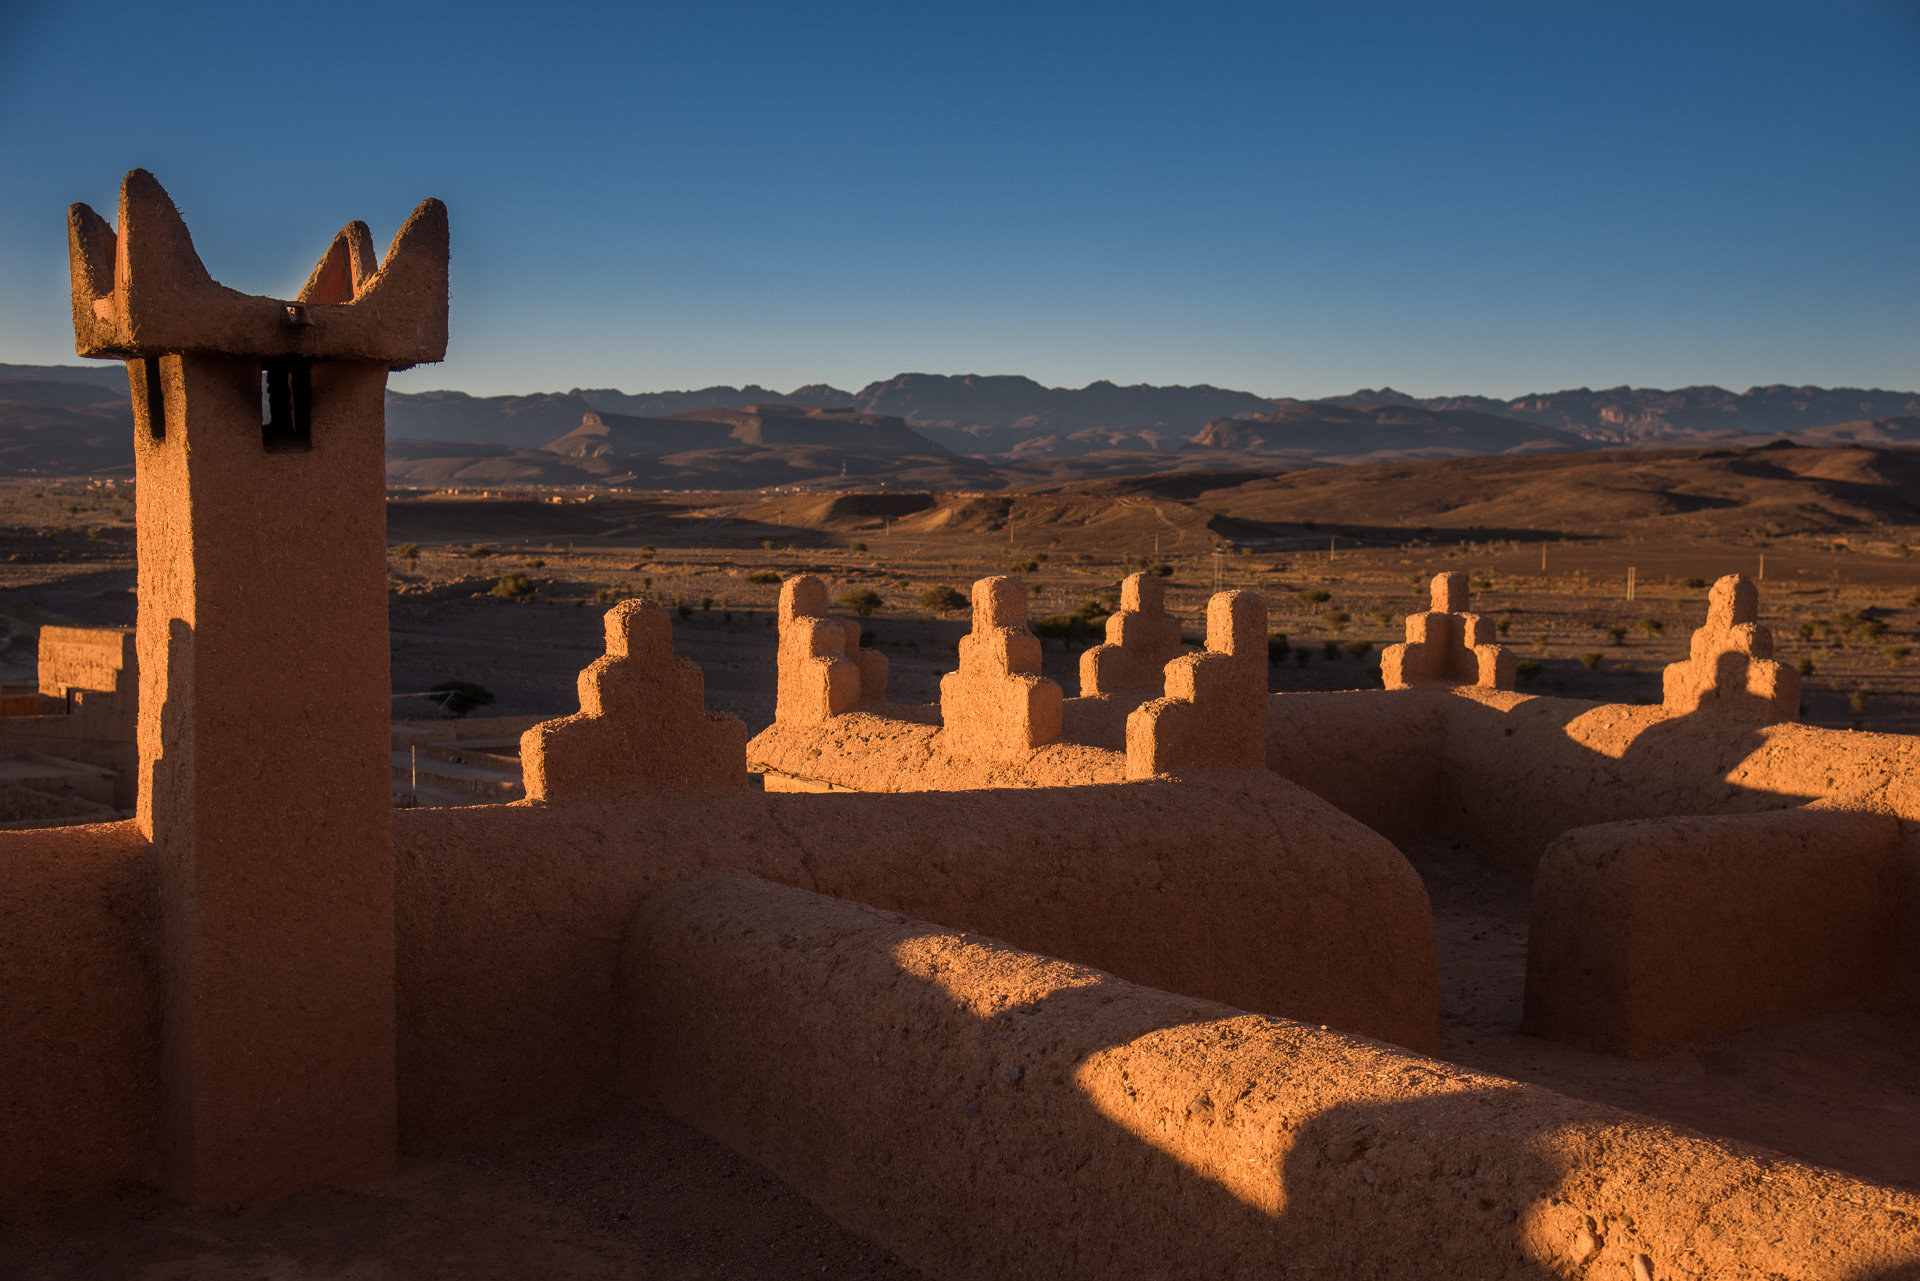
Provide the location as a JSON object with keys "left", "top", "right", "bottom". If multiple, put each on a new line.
{"left": 938, "top": 576, "right": 1064, "bottom": 760}
{"left": 774, "top": 576, "right": 886, "bottom": 724}
{"left": 521, "top": 601, "right": 748, "bottom": 800}
{"left": 68, "top": 169, "right": 447, "bottom": 367}
{"left": 1126, "top": 590, "right": 1268, "bottom": 778}
{"left": 1080, "top": 571, "right": 1187, "bottom": 697}
{"left": 1661, "top": 573, "right": 1798, "bottom": 723}
{"left": 1380, "top": 571, "right": 1516, "bottom": 691}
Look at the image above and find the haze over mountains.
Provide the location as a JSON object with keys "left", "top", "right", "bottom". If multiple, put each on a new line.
{"left": 5, "top": 363, "right": 1920, "bottom": 487}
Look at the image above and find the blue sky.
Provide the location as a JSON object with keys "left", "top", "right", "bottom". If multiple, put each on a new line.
{"left": 2, "top": 1, "right": 1916, "bottom": 400}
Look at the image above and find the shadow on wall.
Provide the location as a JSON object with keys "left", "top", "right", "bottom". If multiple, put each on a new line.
{"left": 1438, "top": 695, "right": 1820, "bottom": 874}
{"left": 625, "top": 873, "right": 1920, "bottom": 1281}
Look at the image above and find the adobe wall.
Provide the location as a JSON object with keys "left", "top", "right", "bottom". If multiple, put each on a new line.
{"left": 0, "top": 625, "right": 139, "bottom": 808}
{"left": 0, "top": 820, "right": 157, "bottom": 1208}
{"left": 624, "top": 872, "right": 1920, "bottom": 1281}
{"left": 1264, "top": 689, "right": 1448, "bottom": 847}
{"left": 391, "top": 771, "right": 1437, "bottom": 1139}
{"left": 1266, "top": 686, "right": 1920, "bottom": 998}
{"left": 753, "top": 711, "right": 1126, "bottom": 792}
{"left": 1525, "top": 808, "right": 1904, "bottom": 1055}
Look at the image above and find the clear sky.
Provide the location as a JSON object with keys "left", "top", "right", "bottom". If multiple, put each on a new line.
{"left": 2, "top": 1, "right": 1916, "bottom": 400}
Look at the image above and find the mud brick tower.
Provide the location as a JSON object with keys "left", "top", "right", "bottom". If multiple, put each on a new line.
{"left": 66, "top": 170, "right": 447, "bottom": 1204}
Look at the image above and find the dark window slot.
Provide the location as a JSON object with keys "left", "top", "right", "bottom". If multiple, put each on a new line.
{"left": 141, "top": 356, "right": 164, "bottom": 441}
{"left": 261, "top": 358, "right": 313, "bottom": 453}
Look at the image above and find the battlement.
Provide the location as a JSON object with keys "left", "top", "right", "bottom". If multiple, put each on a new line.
{"left": 938, "top": 576, "right": 1063, "bottom": 759}
{"left": 775, "top": 575, "right": 886, "bottom": 723}
{"left": 1381, "top": 571, "right": 1516, "bottom": 690}
{"left": 521, "top": 601, "right": 748, "bottom": 799}
{"left": 1126, "top": 590, "right": 1268, "bottom": 777}
{"left": 68, "top": 170, "right": 447, "bottom": 368}
{"left": 1080, "top": 571, "right": 1186, "bottom": 696}
{"left": 1660, "top": 573, "right": 1798, "bottom": 722}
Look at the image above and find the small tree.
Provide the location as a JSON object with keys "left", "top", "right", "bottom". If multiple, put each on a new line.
{"left": 918, "top": 585, "right": 967, "bottom": 612}
{"left": 1579, "top": 652, "right": 1603, "bottom": 670}
{"left": 1267, "top": 632, "right": 1291, "bottom": 664}
{"left": 1607, "top": 626, "right": 1628, "bottom": 646}
{"left": 838, "top": 588, "right": 884, "bottom": 617}
{"left": 1297, "top": 589, "right": 1331, "bottom": 605}
{"left": 1320, "top": 609, "right": 1350, "bottom": 633}
{"left": 490, "top": 573, "right": 535, "bottom": 600}
{"left": 428, "top": 680, "right": 494, "bottom": 718}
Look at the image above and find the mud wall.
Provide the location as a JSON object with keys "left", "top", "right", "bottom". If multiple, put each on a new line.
{"left": 624, "top": 872, "right": 1920, "bottom": 1281}
{"left": 1265, "top": 689, "right": 1448, "bottom": 847}
{"left": 1525, "top": 809, "right": 1905, "bottom": 1054}
{"left": 0, "top": 820, "right": 157, "bottom": 1208}
{"left": 392, "top": 771, "right": 1437, "bottom": 1139}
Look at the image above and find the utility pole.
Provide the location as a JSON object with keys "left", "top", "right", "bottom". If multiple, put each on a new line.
{"left": 1626, "top": 566, "right": 1636, "bottom": 601}
{"left": 1759, "top": 551, "right": 1765, "bottom": 580}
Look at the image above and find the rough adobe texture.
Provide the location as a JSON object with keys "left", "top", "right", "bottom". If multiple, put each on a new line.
{"left": 38, "top": 626, "right": 134, "bottom": 704}
{"left": 521, "top": 601, "right": 747, "bottom": 800}
{"left": 937, "top": 576, "right": 1063, "bottom": 759}
{"left": 0, "top": 821, "right": 157, "bottom": 1208}
{"left": 390, "top": 769, "right": 1438, "bottom": 1140}
{"left": 1525, "top": 808, "right": 1903, "bottom": 1055}
{"left": 1267, "top": 684, "right": 1920, "bottom": 1001}
{"left": 0, "top": 626, "right": 140, "bottom": 809}
{"left": 753, "top": 710, "right": 1126, "bottom": 793}
{"left": 1126, "top": 589, "right": 1268, "bottom": 778}
{"left": 1660, "top": 572, "right": 1799, "bottom": 722}
{"left": 69, "top": 174, "right": 446, "bottom": 1206}
{"left": 68, "top": 170, "right": 447, "bottom": 367}
{"left": 133, "top": 351, "right": 399, "bottom": 1206}
{"left": 1381, "top": 571, "right": 1516, "bottom": 690}
{"left": 624, "top": 873, "right": 1920, "bottom": 1281}
{"left": 773, "top": 575, "right": 867, "bottom": 723}
{"left": 1079, "top": 571, "right": 1185, "bottom": 696}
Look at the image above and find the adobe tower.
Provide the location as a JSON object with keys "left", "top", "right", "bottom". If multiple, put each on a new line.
{"left": 67, "top": 170, "right": 448, "bottom": 1204}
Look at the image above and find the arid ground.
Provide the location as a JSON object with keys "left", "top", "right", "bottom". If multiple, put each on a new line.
{"left": 5, "top": 444, "right": 1920, "bottom": 731}
{"left": 0, "top": 444, "right": 1917, "bottom": 1271}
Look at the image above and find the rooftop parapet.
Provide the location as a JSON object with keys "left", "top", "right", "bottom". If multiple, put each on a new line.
{"left": 37, "top": 626, "right": 134, "bottom": 702}
{"left": 68, "top": 169, "right": 447, "bottom": 368}
{"left": 1660, "top": 574, "right": 1798, "bottom": 723}
{"left": 1126, "top": 590, "right": 1268, "bottom": 777}
{"left": 1381, "top": 572, "right": 1515, "bottom": 691}
{"left": 1080, "top": 572, "right": 1186, "bottom": 696}
{"left": 775, "top": 576, "right": 886, "bottom": 724}
{"left": 939, "top": 576, "right": 1063, "bottom": 759}
{"left": 522, "top": 601, "right": 748, "bottom": 800}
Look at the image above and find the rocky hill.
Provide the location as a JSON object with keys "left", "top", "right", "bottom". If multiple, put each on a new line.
{"left": 6, "top": 363, "right": 1920, "bottom": 485}
{"left": 1185, "top": 402, "right": 1587, "bottom": 461}
{"left": 1324, "top": 384, "right": 1920, "bottom": 444}
{"left": 387, "top": 404, "right": 992, "bottom": 491}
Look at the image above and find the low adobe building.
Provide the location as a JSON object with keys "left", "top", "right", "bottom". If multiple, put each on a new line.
{"left": 2, "top": 172, "right": 1917, "bottom": 1280}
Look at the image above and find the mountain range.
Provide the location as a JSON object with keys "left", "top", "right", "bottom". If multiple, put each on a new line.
{"left": 5, "top": 363, "right": 1920, "bottom": 487}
